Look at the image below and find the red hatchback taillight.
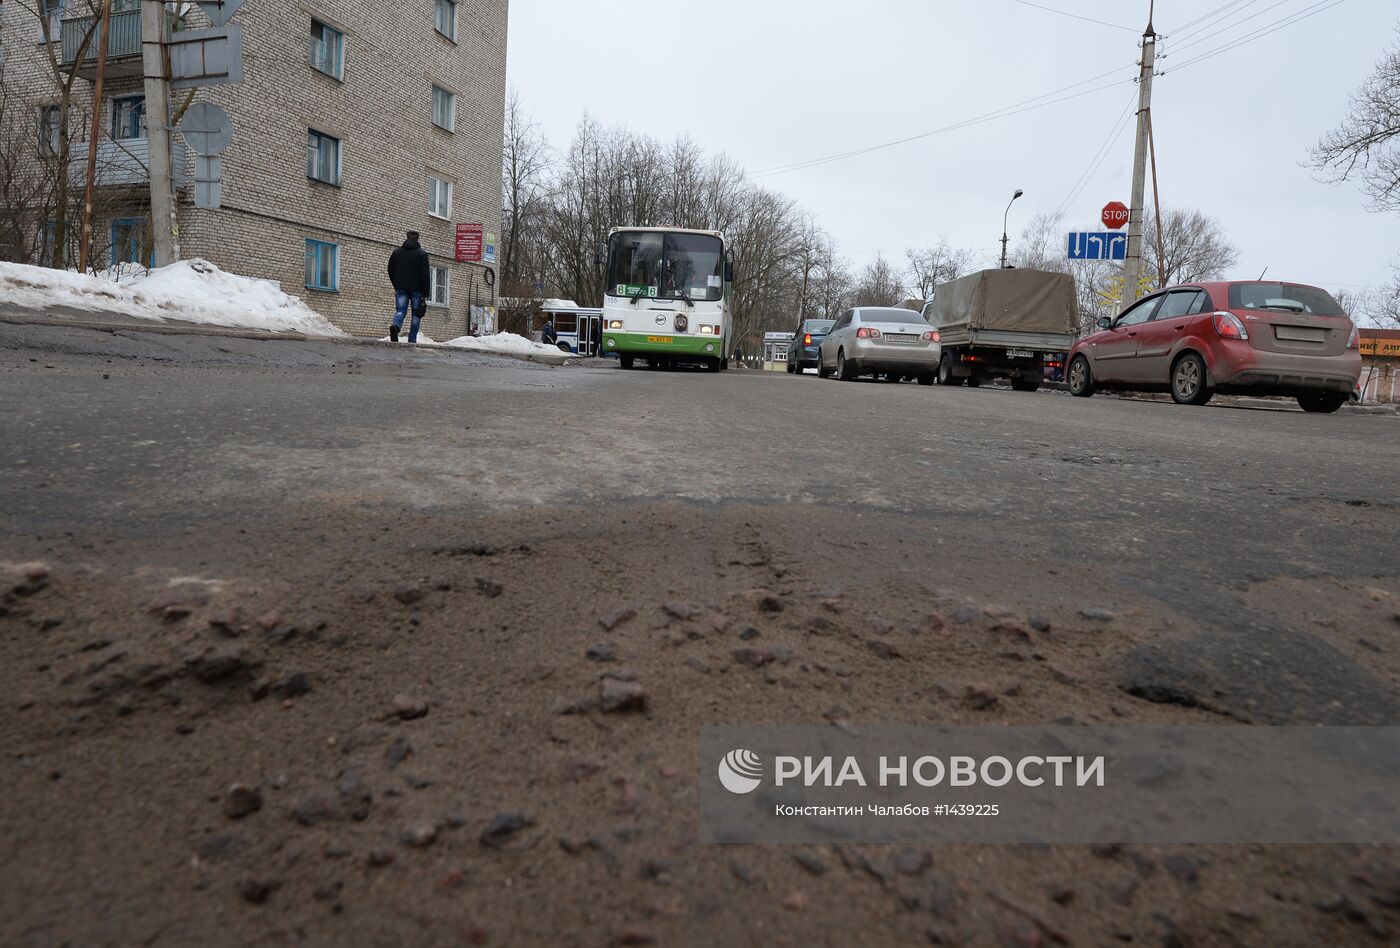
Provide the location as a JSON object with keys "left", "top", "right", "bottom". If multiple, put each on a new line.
{"left": 922, "top": 331, "right": 940, "bottom": 342}
{"left": 804, "top": 333, "right": 812, "bottom": 345}
{"left": 1212, "top": 311, "right": 1249, "bottom": 341}
{"left": 1347, "top": 323, "right": 1360, "bottom": 350}
{"left": 856, "top": 327, "right": 882, "bottom": 339}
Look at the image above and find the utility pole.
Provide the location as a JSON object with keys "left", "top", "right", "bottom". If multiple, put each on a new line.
{"left": 79, "top": 0, "right": 113, "bottom": 273}
{"left": 142, "top": 0, "right": 180, "bottom": 266}
{"left": 1119, "top": 4, "right": 1157, "bottom": 311}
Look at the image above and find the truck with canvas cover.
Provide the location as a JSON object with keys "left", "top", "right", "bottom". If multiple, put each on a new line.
{"left": 922, "top": 269, "right": 1077, "bottom": 391}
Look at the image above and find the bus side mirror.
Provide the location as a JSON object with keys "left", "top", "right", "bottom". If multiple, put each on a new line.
{"left": 724, "top": 259, "right": 734, "bottom": 282}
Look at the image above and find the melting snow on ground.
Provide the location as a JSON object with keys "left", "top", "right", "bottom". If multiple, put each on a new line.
{"left": 0, "top": 259, "right": 345, "bottom": 336}
{"left": 378, "top": 331, "right": 569, "bottom": 360}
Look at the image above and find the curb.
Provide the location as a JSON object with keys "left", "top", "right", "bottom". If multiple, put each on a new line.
{"left": 0, "top": 309, "right": 576, "bottom": 367}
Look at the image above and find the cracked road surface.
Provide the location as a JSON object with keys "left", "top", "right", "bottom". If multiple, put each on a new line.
{"left": 2, "top": 323, "right": 1398, "bottom": 946}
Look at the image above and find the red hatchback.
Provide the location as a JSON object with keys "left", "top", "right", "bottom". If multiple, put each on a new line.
{"left": 1066, "top": 281, "right": 1362, "bottom": 413}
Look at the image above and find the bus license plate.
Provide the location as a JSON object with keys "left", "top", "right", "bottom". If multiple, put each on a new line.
{"left": 1007, "top": 349, "right": 1034, "bottom": 359}
{"left": 647, "top": 335, "right": 674, "bottom": 344}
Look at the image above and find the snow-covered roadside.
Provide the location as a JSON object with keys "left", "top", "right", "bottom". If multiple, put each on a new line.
{"left": 442, "top": 332, "right": 567, "bottom": 358}
{"left": 377, "top": 331, "right": 571, "bottom": 361}
{"left": 0, "top": 259, "right": 345, "bottom": 336}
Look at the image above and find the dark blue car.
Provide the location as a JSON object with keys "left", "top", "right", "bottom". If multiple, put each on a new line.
{"left": 787, "top": 319, "right": 836, "bottom": 373}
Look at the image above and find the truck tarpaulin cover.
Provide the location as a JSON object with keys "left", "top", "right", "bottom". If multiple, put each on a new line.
{"left": 930, "top": 269, "right": 1076, "bottom": 334}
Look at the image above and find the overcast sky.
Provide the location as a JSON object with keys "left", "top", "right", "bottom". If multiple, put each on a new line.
{"left": 506, "top": 1, "right": 1398, "bottom": 295}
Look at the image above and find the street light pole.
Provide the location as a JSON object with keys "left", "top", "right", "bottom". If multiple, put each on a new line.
{"left": 999, "top": 189, "right": 1023, "bottom": 269}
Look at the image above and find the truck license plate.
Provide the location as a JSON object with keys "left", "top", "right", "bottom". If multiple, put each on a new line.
{"left": 1007, "top": 349, "right": 1034, "bottom": 358}
{"left": 647, "top": 336, "right": 674, "bottom": 344}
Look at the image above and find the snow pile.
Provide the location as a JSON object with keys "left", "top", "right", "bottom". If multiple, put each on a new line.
{"left": 0, "top": 259, "right": 344, "bottom": 336}
{"left": 442, "top": 333, "right": 568, "bottom": 358}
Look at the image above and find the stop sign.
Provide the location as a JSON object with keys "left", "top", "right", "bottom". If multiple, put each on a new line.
{"left": 1102, "top": 201, "right": 1129, "bottom": 230}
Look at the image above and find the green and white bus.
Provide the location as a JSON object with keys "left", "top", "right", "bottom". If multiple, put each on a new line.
{"left": 600, "top": 227, "right": 732, "bottom": 372}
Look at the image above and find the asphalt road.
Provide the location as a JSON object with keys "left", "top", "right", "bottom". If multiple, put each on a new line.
{"left": 2, "top": 322, "right": 1399, "bottom": 945}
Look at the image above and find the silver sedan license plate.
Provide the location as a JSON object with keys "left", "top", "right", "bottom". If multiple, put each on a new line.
{"left": 883, "top": 333, "right": 918, "bottom": 344}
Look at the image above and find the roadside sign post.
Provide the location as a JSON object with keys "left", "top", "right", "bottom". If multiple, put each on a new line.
{"left": 1067, "top": 232, "right": 1128, "bottom": 261}
{"left": 1102, "top": 202, "right": 1129, "bottom": 230}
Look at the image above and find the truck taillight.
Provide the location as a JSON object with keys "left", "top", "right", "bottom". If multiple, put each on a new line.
{"left": 856, "top": 327, "right": 882, "bottom": 339}
{"left": 804, "top": 333, "right": 812, "bottom": 345}
{"left": 1212, "top": 312, "right": 1249, "bottom": 341}
{"left": 922, "top": 331, "right": 939, "bottom": 342}
{"left": 1347, "top": 324, "right": 1360, "bottom": 350}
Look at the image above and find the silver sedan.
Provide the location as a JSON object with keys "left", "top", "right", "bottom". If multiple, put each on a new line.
{"left": 817, "top": 307, "right": 941, "bottom": 384}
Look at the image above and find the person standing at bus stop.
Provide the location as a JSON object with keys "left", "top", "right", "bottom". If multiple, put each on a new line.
{"left": 387, "top": 231, "right": 430, "bottom": 343}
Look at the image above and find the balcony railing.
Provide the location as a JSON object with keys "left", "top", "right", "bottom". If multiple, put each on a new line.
{"left": 66, "top": 138, "right": 188, "bottom": 188}
{"left": 60, "top": 9, "right": 145, "bottom": 77}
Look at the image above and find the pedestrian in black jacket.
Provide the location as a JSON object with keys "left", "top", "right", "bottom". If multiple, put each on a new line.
{"left": 388, "top": 231, "right": 431, "bottom": 343}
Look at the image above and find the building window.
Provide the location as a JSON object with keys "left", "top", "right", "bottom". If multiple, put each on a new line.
{"left": 435, "top": 0, "right": 456, "bottom": 41}
{"left": 37, "top": 106, "right": 61, "bottom": 154}
{"left": 306, "top": 130, "right": 341, "bottom": 185}
{"left": 431, "top": 86, "right": 455, "bottom": 132}
{"left": 309, "top": 20, "right": 344, "bottom": 80}
{"left": 428, "top": 175, "right": 453, "bottom": 219}
{"left": 110, "top": 96, "right": 145, "bottom": 140}
{"left": 111, "top": 217, "right": 152, "bottom": 268}
{"left": 429, "top": 265, "right": 450, "bottom": 307}
{"left": 305, "top": 239, "right": 339, "bottom": 291}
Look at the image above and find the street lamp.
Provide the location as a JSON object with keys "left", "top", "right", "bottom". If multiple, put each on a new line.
{"left": 1000, "top": 189, "right": 1024, "bottom": 269}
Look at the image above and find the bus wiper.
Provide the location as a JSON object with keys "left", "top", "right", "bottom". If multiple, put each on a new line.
{"left": 629, "top": 287, "right": 647, "bottom": 306}
{"left": 676, "top": 287, "right": 696, "bottom": 308}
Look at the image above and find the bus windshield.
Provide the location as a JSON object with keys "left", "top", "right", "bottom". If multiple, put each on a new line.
{"left": 607, "top": 232, "right": 723, "bottom": 302}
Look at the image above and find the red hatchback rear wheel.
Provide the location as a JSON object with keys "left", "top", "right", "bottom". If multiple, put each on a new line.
{"left": 1170, "top": 352, "right": 1212, "bottom": 406}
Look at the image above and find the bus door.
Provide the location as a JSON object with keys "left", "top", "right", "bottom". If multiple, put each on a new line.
{"left": 579, "top": 314, "right": 601, "bottom": 356}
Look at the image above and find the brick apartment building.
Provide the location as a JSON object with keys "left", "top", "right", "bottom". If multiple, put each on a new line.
{"left": 0, "top": 0, "right": 508, "bottom": 338}
{"left": 1359, "top": 329, "right": 1400, "bottom": 404}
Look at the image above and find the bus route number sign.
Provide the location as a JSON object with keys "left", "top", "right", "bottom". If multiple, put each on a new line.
{"left": 618, "top": 284, "right": 658, "bottom": 298}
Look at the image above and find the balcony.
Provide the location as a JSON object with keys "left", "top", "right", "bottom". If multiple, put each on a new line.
{"left": 65, "top": 138, "right": 188, "bottom": 188}
{"left": 60, "top": 9, "right": 147, "bottom": 80}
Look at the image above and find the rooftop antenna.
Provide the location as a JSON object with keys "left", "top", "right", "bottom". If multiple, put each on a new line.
{"left": 1259, "top": 267, "right": 1269, "bottom": 281}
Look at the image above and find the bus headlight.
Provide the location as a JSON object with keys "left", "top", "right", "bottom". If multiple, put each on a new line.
{"left": 699, "top": 324, "right": 718, "bottom": 335}
{"left": 606, "top": 319, "right": 624, "bottom": 330}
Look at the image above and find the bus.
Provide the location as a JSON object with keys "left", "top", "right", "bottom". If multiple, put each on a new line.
{"left": 600, "top": 227, "right": 732, "bottom": 372}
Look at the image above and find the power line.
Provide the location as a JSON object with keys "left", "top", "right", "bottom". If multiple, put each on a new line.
{"left": 1167, "top": 0, "right": 1346, "bottom": 72}
{"left": 1010, "top": 0, "right": 1138, "bottom": 32}
{"left": 1054, "top": 92, "right": 1139, "bottom": 219}
{"left": 752, "top": 63, "right": 1139, "bottom": 179}
{"left": 1161, "top": 0, "right": 1264, "bottom": 45}
{"left": 1163, "top": 0, "right": 1295, "bottom": 55}
{"left": 1164, "top": 0, "right": 1256, "bottom": 34}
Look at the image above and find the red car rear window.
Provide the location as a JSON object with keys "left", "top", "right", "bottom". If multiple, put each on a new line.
{"left": 1228, "top": 283, "right": 1344, "bottom": 316}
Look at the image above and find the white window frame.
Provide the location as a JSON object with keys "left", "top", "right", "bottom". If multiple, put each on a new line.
{"left": 431, "top": 85, "right": 455, "bottom": 133}
{"left": 435, "top": 0, "right": 457, "bottom": 41}
{"left": 428, "top": 264, "right": 450, "bottom": 308}
{"left": 309, "top": 19, "right": 345, "bottom": 80}
{"left": 428, "top": 175, "right": 453, "bottom": 219}
{"left": 307, "top": 129, "right": 342, "bottom": 186}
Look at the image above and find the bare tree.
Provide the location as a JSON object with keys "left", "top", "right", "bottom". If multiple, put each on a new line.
{"left": 500, "top": 90, "right": 551, "bottom": 294}
{"left": 906, "top": 239, "right": 975, "bottom": 299}
{"left": 852, "top": 254, "right": 903, "bottom": 306}
{"left": 1310, "top": 25, "right": 1400, "bottom": 213}
{"left": 1012, "top": 212, "right": 1070, "bottom": 273}
{"left": 1143, "top": 208, "right": 1239, "bottom": 287}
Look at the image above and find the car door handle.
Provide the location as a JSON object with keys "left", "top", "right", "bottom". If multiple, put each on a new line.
{"left": 1128, "top": 331, "right": 1138, "bottom": 338}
